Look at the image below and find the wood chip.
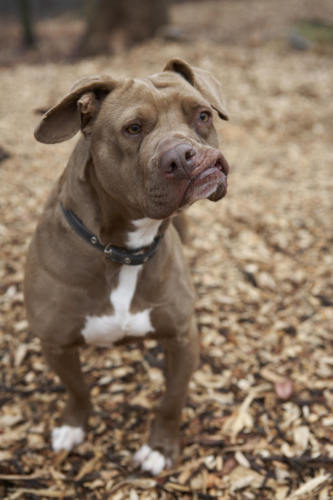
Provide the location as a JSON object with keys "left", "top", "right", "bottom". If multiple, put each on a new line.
{"left": 288, "top": 474, "right": 331, "bottom": 499}
{"left": 1, "top": 1, "right": 333, "bottom": 498}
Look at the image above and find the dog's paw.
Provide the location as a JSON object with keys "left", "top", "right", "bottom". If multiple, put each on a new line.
{"left": 51, "top": 425, "right": 85, "bottom": 452}
{"left": 133, "top": 444, "right": 172, "bottom": 476}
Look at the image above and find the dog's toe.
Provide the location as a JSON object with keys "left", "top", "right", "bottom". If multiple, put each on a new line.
{"left": 133, "top": 444, "right": 172, "bottom": 476}
{"left": 51, "top": 425, "right": 85, "bottom": 452}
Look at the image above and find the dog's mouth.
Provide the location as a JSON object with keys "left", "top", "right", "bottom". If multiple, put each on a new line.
{"left": 145, "top": 147, "right": 229, "bottom": 219}
{"left": 182, "top": 156, "right": 229, "bottom": 206}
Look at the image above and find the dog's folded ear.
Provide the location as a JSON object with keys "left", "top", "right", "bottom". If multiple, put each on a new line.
{"left": 34, "top": 76, "right": 117, "bottom": 144}
{"left": 164, "top": 59, "right": 229, "bottom": 121}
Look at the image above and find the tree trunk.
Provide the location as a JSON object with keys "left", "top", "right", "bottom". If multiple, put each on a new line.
{"left": 18, "top": 0, "right": 36, "bottom": 48}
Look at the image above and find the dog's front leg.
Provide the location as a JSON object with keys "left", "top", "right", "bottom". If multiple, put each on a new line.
{"left": 134, "top": 320, "right": 199, "bottom": 475}
{"left": 41, "top": 342, "right": 92, "bottom": 452}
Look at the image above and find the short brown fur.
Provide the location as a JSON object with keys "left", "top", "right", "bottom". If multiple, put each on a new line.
{"left": 25, "top": 59, "right": 229, "bottom": 471}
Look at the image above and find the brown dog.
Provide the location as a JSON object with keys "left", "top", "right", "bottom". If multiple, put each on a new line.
{"left": 24, "top": 59, "right": 229, "bottom": 475}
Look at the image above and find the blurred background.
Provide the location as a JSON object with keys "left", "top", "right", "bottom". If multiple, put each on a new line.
{"left": 1, "top": 1, "right": 333, "bottom": 498}
{"left": 1, "top": 0, "right": 333, "bottom": 64}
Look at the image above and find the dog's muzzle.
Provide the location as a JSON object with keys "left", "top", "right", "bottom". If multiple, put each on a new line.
{"left": 159, "top": 141, "right": 229, "bottom": 206}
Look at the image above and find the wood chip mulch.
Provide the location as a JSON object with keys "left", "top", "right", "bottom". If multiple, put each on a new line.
{"left": 0, "top": 33, "right": 332, "bottom": 500}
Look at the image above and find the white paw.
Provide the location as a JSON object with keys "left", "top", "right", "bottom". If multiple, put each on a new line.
{"left": 51, "top": 425, "right": 85, "bottom": 452}
{"left": 133, "top": 444, "right": 171, "bottom": 476}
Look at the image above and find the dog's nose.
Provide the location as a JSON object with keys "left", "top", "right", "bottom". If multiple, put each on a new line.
{"left": 159, "top": 144, "right": 197, "bottom": 178}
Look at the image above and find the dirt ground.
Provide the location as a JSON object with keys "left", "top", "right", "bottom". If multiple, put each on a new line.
{"left": 0, "top": 1, "right": 333, "bottom": 498}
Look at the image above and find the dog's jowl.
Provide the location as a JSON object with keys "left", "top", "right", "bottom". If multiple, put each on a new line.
{"left": 24, "top": 59, "right": 229, "bottom": 475}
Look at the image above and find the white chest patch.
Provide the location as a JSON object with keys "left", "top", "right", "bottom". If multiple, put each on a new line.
{"left": 81, "top": 218, "right": 161, "bottom": 346}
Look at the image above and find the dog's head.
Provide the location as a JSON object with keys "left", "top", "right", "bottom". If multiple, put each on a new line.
{"left": 35, "top": 59, "right": 229, "bottom": 219}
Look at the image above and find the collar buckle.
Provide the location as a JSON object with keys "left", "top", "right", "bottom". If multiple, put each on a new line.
{"left": 104, "top": 243, "right": 113, "bottom": 256}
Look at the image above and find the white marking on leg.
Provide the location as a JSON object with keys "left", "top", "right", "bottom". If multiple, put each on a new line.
{"left": 81, "top": 219, "right": 161, "bottom": 347}
{"left": 133, "top": 443, "right": 151, "bottom": 463}
{"left": 51, "top": 425, "right": 85, "bottom": 452}
{"left": 133, "top": 444, "right": 171, "bottom": 476}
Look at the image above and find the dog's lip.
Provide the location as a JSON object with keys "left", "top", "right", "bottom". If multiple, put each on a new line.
{"left": 197, "top": 165, "right": 223, "bottom": 180}
{"left": 182, "top": 164, "right": 227, "bottom": 205}
{"left": 191, "top": 155, "right": 229, "bottom": 178}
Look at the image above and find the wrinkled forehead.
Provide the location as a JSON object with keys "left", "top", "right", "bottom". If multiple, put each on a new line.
{"left": 146, "top": 71, "right": 195, "bottom": 93}
{"left": 106, "top": 72, "right": 209, "bottom": 113}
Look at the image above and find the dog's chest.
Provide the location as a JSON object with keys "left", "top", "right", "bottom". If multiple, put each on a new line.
{"left": 81, "top": 219, "right": 161, "bottom": 346}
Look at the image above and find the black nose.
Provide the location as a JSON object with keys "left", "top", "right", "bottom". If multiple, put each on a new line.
{"left": 159, "top": 143, "right": 197, "bottom": 178}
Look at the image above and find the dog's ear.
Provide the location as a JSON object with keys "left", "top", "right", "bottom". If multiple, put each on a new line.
{"left": 34, "top": 75, "right": 117, "bottom": 144}
{"left": 164, "top": 58, "right": 229, "bottom": 121}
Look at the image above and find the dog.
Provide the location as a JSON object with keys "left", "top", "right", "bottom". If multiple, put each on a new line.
{"left": 24, "top": 59, "right": 229, "bottom": 475}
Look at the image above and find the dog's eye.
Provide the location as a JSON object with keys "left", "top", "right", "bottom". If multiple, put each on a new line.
{"left": 125, "top": 123, "right": 142, "bottom": 135}
{"left": 198, "top": 111, "right": 211, "bottom": 123}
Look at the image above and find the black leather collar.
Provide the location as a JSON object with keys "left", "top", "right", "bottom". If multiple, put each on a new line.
{"left": 60, "top": 203, "right": 161, "bottom": 266}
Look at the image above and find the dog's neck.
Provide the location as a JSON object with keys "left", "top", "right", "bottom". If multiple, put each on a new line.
{"left": 59, "top": 137, "right": 167, "bottom": 250}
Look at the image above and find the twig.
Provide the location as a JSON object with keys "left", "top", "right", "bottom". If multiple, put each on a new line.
{"left": 261, "top": 454, "right": 333, "bottom": 471}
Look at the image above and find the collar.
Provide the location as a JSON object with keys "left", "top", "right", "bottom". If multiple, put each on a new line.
{"left": 60, "top": 203, "right": 162, "bottom": 266}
